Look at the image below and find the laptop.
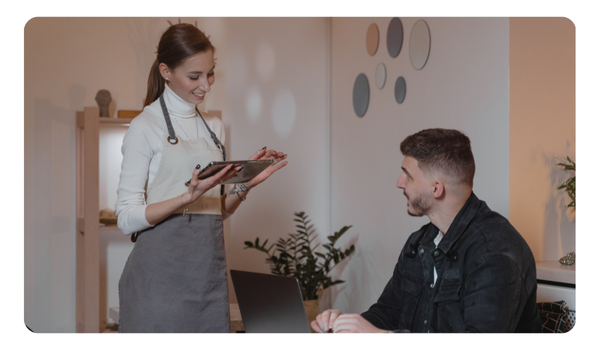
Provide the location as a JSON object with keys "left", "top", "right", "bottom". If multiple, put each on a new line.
{"left": 230, "top": 270, "right": 312, "bottom": 333}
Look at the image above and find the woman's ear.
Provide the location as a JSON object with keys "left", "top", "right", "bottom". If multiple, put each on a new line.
{"left": 159, "top": 63, "right": 171, "bottom": 81}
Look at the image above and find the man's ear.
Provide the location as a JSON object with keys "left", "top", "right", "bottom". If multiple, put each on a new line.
{"left": 432, "top": 180, "right": 445, "bottom": 199}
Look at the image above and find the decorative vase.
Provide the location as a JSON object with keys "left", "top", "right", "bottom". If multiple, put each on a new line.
{"left": 304, "top": 299, "right": 320, "bottom": 332}
{"left": 303, "top": 288, "right": 323, "bottom": 333}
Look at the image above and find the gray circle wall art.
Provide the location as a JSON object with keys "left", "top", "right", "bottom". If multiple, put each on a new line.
{"left": 353, "top": 73, "right": 370, "bottom": 117}
{"left": 409, "top": 19, "right": 431, "bottom": 70}
{"left": 386, "top": 17, "right": 404, "bottom": 58}
{"left": 394, "top": 76, "right": 406, "bottom": 104}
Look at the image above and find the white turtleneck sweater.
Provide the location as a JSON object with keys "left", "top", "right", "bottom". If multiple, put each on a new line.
{"left": 115, "top": 84, "right": 225, "bottom": 235}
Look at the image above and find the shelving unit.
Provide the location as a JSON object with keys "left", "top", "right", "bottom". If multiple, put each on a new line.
{"left": 75, "top": 107, "right": 133, "bottom": 333}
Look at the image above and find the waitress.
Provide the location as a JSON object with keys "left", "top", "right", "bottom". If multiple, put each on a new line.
{"left": 115, "top": 23, "right": 287, "bottom": 333}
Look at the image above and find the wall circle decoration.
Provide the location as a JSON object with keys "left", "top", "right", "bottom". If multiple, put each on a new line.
{"left": 353, "top": 73, "right": 370, "bottom": 117}
{"left": 409, "top": 19, "right": 431, "bottom": 70}
{"left": 386, "top": 17, "right": 404, "bottom": 58}
{"left": 366, "top": 23, "right": 379, "bottom": 56}
{"left": 375, "top": 63, "right": 386, "bottom": 89}
{"left": 394, "top": 76, "right": 406, "bottom": 104}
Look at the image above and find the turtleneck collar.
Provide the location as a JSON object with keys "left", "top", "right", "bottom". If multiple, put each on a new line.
{"left": 162, "top": 83, "right": 198, "bottom": 119}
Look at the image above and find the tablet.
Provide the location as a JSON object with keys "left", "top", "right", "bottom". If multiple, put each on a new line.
{"left": 197, "top": 159, "right": 274, "bottom": 184}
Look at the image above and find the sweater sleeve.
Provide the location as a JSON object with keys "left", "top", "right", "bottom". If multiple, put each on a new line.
{"left": 115, "top": 117, "right": 155, "bottom": 235}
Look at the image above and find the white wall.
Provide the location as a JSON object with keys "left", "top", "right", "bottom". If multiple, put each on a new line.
{"left": 329, "top": 17, "right": 510, "bottom": 313}
{"left": 212, "top": 18, "right": 331, "bottom": 302}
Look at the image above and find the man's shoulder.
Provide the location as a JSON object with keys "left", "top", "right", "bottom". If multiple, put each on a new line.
{"left": 464, "top": 201, "right": 534, "bottom": 263}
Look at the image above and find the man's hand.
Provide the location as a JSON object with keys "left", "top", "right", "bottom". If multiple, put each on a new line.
{"left": 332, "top": 314, "right": 387, "bottom": 333}
{"left": 311, "top": 309, "right": 342, "bottom": 333}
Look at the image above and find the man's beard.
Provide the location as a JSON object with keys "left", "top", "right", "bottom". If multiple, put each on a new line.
{"left": 407, "top": 192, "right": 430, "bottom": 217}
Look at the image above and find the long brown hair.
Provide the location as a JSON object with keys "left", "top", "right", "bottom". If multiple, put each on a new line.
{"left": 144, "top": 23, "right": 215, "bottom": 107}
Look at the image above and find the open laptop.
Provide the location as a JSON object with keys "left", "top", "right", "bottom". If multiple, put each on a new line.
{"left": 230, "top": 270, "right": 312, "bottom": 333}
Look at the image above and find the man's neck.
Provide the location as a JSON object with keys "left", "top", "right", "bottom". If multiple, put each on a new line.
{"left": 427, "top": 190, "right": 471, "bottom": 235}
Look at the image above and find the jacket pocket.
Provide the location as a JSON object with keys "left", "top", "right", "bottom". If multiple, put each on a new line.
{"left": 434, "top": 278, "right": 461, "bottom": 303}
{"left": 398, "top": 274, "right": 423, "bottom": 330}
{"left": 434, "top": 278, "right": 464, "bottom": 332}
{"left": 401, "top": 273, "right": 422, "bottom": 297}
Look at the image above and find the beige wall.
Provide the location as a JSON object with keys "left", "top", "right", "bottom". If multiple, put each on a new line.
{"left": 509, "top": 18, "right": 576, "bottom": 261}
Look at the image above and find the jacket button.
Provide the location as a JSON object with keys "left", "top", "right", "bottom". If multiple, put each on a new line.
{"left": 433, "top": 250, "right": 440, "bottom": 257}
{"left": 430, "top": 283, "right": 435, "bottom": 288}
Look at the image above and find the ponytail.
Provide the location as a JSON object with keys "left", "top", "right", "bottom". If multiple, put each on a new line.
{"left": 144, "top": 58, "right": 165, "bottom": 107}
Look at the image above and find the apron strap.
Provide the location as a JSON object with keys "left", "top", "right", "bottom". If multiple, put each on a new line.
{"left": 196, "top": 108, "right": 226, "bottom": 195}
{"left": 196, "top": 107, "right": 226, "bottom": 161}
{"left": 158, "top": 93, "right": 226, "bottom": 195}
{"left": 159, "top": 95, "right": 178, "bottom": 144}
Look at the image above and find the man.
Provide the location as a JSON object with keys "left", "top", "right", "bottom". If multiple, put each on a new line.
{"left": 312, "top": 128, "right": 541, "bottom": 333}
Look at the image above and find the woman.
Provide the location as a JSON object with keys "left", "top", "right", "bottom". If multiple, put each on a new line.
{"left": 115, "top": 23, "right": 287, "bottom": 333}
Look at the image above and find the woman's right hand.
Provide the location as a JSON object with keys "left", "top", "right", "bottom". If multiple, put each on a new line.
{"left": 181, "top": 163, "right": 240, "bottom": 205}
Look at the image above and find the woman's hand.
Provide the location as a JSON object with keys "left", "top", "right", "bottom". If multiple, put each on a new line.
{"left": 145, "top": 163, "right": 241, "bottom": 226}
{"left": 246, "top": 147, "right": 288, "bottom": 189}
{"left": 182, "top": 163, "right": 240, "bottom": 205}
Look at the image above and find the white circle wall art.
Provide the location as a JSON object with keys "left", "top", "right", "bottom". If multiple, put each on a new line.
{"left": 353, "top": 73, "right": 370, "bottom": 117}
{"left": 386, "top": 17, "right": 404, "bottom": 58}
{"left": 394, "top": 76, "right": 406, "bottom": 104}
{"left": 366, "top": 23, "right": 379, "bottom": 56}
{"left": 375, "top": 63, "right": 387, "bottom": 89}
{"left": 271, "top": 89, "right": 297, "bottom": 137}
{"left": 409, "top": 19, "right": 431, "bottom": 70}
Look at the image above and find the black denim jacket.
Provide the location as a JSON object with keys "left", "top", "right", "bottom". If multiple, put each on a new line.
{"left": 361, "top": 193, "right": 541, "bottom": 332}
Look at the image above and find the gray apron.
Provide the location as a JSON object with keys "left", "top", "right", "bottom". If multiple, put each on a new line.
{"left": 118, "top": 95, "right": 229, "bottom": 333}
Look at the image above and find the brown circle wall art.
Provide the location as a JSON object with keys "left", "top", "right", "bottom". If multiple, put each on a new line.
{"left": 366, "top": 23, "right": 379, "bottom": 56}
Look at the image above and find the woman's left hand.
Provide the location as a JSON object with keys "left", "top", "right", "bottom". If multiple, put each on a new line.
{"left": 246, "top": 147, "right": 288, "bottom": 188}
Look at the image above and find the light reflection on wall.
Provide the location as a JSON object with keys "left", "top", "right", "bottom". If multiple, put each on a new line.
{"left": 245, "top": 84, "right": 263, "bottom": 123}
{"left": 255, "top": 41, "right": 276, "bottom": 82}
{"left": 271, "top": 88, "right": 296, "bottom": 137}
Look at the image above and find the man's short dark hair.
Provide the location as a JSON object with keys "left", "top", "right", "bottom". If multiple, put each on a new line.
{"left": 400, "top": 128, "right": 475, "bottom": 187}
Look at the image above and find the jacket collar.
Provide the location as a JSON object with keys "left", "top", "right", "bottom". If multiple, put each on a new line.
{"left": 419, "top": 192, "right": 481, "bottom": 253}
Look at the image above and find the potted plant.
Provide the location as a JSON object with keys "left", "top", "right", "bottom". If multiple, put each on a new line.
{"left": 244, "top": 211, "right": 355, "bottom": 327}
{"left": 556, "top": 156, "right": 575, "bottom": 265}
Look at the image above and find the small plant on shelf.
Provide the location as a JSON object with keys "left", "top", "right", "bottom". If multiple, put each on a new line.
{"left": 556, "top": 156, "right": 575, "bottom": 265}
{"left": 244, "top": 211, "right": 355, "bottom": 301}
{"left": 556, "top": 156, "right": 575, "bottom": 210}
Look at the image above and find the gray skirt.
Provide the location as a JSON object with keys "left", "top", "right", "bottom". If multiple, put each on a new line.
{"left": 118, "top": 214, "right": 229, "bottom": 333}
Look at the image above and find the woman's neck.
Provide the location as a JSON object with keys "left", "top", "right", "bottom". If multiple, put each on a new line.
{"left": 163, "top": 83, "right": 197, "bottom": 119}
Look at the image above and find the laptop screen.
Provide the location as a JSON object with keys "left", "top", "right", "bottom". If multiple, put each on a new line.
{"left": 230, "top": 270, "right": 311, "bottom": 333}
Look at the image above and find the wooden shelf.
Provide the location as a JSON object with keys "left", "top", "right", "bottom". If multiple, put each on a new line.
{"left": 99, "top": 118, "right": 133, "bottom": 125}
